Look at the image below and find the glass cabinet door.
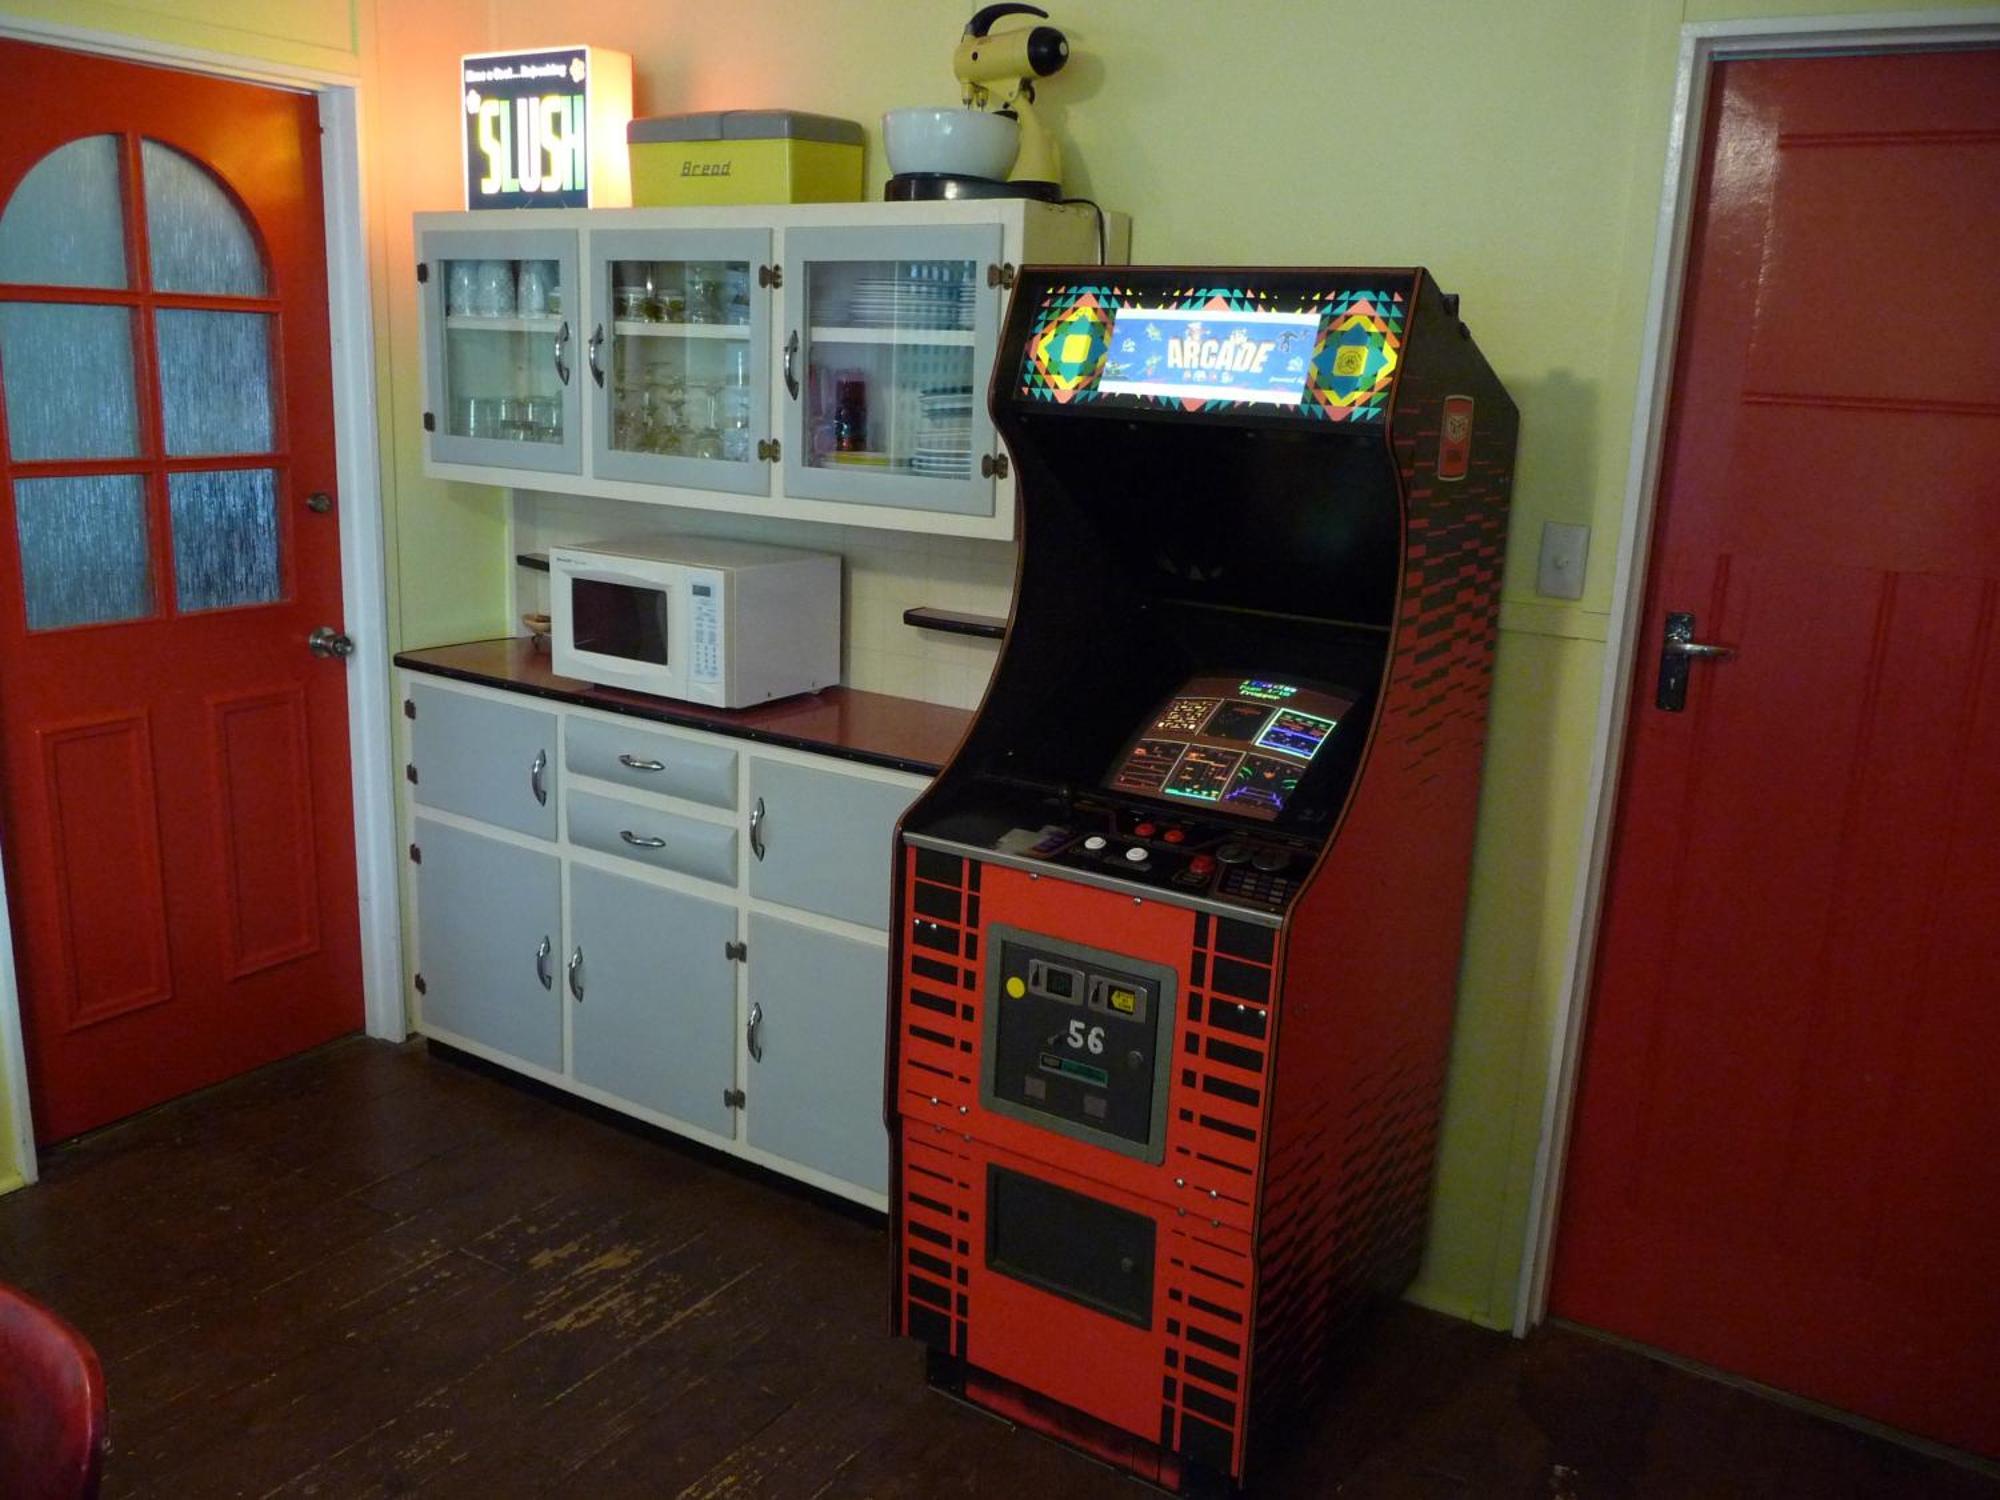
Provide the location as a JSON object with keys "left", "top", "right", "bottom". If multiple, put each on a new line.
{"left": 419, "top": 228, "right": 581, "bottom": 475}
{"left": 588, "top": 228, "right": 772, "bottom": 496}
{"left": 781, "top": 224, "right": 1003, "bottom": 518}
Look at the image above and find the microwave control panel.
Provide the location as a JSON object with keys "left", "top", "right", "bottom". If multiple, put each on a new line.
{"left": 689, "top": 572, "right": 722, "bottom": 684}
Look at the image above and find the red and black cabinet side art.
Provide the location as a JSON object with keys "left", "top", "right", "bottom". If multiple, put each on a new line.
{"left": 1248, "top": 273, "right": 1517, "bottom": 1458}
{"left": 892, "top": 846, "right": 985, "bottom": 1356}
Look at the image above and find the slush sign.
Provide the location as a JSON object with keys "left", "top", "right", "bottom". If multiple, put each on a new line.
{"left": 461, "top": 47, "right": 633, "bottom": 209}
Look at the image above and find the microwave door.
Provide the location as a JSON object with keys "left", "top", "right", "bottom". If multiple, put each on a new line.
{"left": 567, "top": 568, "right": 678, "bottom": 692}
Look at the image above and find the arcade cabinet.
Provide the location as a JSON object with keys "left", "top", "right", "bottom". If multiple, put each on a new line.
{"left": 887, "top": 267, "right": 1516, "bottom": 1493}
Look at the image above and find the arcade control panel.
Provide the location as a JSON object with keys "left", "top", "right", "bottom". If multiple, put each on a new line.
{"left": 1002, "top": 805, "right": 1317, "bottom": 916}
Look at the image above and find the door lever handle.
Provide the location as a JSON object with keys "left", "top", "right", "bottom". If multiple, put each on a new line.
{"left": 1656, "top": 610, "right": 1735, "bottom": 712}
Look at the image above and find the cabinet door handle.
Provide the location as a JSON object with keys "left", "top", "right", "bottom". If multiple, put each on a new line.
{"left": 618, "top": 753, "right": 665, "bottom": 772}
{"left": 530, "top": 747, "right": 549, "bottom": 806}
{"left": 587, "top": 322, "right": 605, "bottom": 387}
{"left": 747, "top": 1001, "right": 764, "bottom": 1062}
{"left": 619, "top": 829, "right": 667, "bottom": 849}
{"left": 567, "top": 945, "right": 585, "bottom": 1002}
{"left": 553, "top": 319, "right": 572, "bottom": 386}
{"left": 749, "top": 796, "right": 767, "bottom": 861}
{"left": 535, "top": 935, "right": 553, "bottom": 991}
{"left": 783, "top": 330, "right": 800, "bottom": 400}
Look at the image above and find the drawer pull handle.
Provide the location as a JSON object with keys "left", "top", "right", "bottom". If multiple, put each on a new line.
{"left": 749, "top": 796, "right": 767, "bottom": 861}
{"left": 567, "top": 945, "right": 585, "bottom": 1002}
{"left": 535, "top": 935, "right": 553, "bottom": 991}
{"left": 618, "top": 754, "right": 666, "bottom": 772}
{"left": 620, "top": 830, "right": 667, "bottom": 849}
{"left": 747, "top": 1001, "right": 764, "bottom": 1062}
{"left": 530, "top": 747, "right": 548, "bottom": 806}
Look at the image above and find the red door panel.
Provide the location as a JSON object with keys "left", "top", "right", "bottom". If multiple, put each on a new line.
{"left": 0, "top": 41, "right": 362, "bottom": 1141}
{"left": 1551, "top": 50, "right": 2000, "bottom": 1457}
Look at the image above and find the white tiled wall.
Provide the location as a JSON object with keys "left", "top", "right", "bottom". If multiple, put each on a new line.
{"left": 510, "top": 491, "right": 1013, "bottom": 710}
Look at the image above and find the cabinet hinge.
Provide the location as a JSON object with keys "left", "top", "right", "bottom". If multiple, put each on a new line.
{"left": 413, "top": 972, "right": 427, "bottom": 995}
{"left": 725, "top": 940, "right": 748, "bottom": 962}
{"left": 980, "top": 453, "right": 1010, "bottom": 480}
{"left": 723, "top": 1087, "right": 746, "bottom": 1109}
{"left": 986, "top": 262, "right": 1016, "bottom": 289}
{"left": 408, "top": 842, "right": 422, "bottom": 864}
{"left": 422, "top": 411, "right": 436, "bottom": 433}
{"left": 757, "top": 263, "right": 782, "bottom": 289}
{"left": 755, "top": 438, "right": 780, "bottom": 463}
{"left": 417, "top": 262, "right": 430, "bottom": 285}
{"left": 405, "top": 763, "right": 419, "bottom": 785}
{"left": 403, "top": 697, "right": 417, "bottom": 720}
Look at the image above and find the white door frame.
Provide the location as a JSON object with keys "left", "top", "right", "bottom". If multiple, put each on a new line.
{"left": 0, "top": 18, "right": 404, "bottom": 1187}
{"left": 1515, "top": 6, "right": 2000, "bottom": 1336}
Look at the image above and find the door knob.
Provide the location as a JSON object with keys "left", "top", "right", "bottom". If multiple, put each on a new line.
{"left": 1655, "top": 610, "right": 1734, "bottom": 712}
{"left": 308, "top": 626, "right": 354, "bottom": 658}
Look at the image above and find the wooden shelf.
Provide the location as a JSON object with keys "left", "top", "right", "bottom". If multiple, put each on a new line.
{"left": 810, "top": 325, "right": 975, "bottom": 348}
{"left": 903, "top": 606, "right": 1005, "bottom": 640}
{"left": 445, "top": 315, "right": 564, "bottom": 334}
{"left": 612, "top": 320, "right": 751, "bottom": 340}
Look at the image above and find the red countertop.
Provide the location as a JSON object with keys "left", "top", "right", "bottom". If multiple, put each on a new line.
{"left": 394, "top": 637, "right": 972, "bottom": 776}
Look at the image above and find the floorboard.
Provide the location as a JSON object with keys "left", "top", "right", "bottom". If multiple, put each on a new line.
{"left": 0, "top": 1037, "right": 1991, "bottom": 1498}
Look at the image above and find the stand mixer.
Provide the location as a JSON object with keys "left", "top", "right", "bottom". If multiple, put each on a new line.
{"left": 884, "top": 3, "right": 1071, "bottom": 202}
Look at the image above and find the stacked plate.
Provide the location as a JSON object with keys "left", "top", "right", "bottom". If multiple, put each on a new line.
{"left": 845, "top": 275, "right": 975, "bottom": 331}
{"left": 910, "top": 385, "right": 973, "bottom": 479}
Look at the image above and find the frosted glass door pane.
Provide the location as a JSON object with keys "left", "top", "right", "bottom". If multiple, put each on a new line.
{"left": 0, "top": 136, "right": 128, "bottom": 290}
{"left": 14, "top": 474, "right": 153, "bottom": 629}
{"left": 141, "top": 141, "right": 265, "bottom": 296}
{"left": 169, "top": 469, "right": 280, "bottom": 611}
{"left": 607, "top": 257, "right": 754, "bottom": 464}
{"left": 0, "top": 303, "right": 140, "bottom": 460}
{"left": 803, "top": 257, "right": 976, "bottom": 477}
{"left": 156, "top": 310, "right": 274, "bottom": 455}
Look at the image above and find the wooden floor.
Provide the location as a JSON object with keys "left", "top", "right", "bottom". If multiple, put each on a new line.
{"left": 1, "top": 1039, "right": 1993, "bottom": 1499}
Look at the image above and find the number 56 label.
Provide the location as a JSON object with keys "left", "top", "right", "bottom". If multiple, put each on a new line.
{"left": 1065, "top": 1019, "right": 1106, "bottom": 1056}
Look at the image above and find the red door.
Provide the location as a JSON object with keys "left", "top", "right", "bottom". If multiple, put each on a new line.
{"left": 0, "top": 41, "right": 361, "bottom": 1142}
{"left": 1551, "top": 50, "right": 2000, "bottom": 1456}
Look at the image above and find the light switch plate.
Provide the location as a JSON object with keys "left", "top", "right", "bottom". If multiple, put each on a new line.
{"left": 1536, "top": 521, "right": 1590, "bottom": 600}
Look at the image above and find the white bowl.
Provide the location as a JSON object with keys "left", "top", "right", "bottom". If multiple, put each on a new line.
{"left": 883, "top": 107, "right": 1019, "bottom": 180}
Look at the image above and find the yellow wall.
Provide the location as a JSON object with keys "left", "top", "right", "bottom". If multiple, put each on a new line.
{"left": 0, "top": 0, "right": 1987, "bottom": 1339}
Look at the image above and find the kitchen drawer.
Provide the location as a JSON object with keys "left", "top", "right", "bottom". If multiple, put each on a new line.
{"left": 408, "top": 681, "right": 557, "bottom": 839}
{"left": 569, "top": 788, "right": 736, "bottom": 887}
{"left": 565, "top": 716, "right": 736, "bottom": 810}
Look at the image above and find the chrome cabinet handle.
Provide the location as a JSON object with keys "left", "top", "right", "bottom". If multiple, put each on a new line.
{"left": 618, "top": 753, "right": 665, "bottom": 772}
{"left": 567, "top": 946, "right": 585, "bottom": 1002}
{"left": 620, "top": 829, "right": 667, "bottom": 849}
{"left": 530, "top": 747, "right": 548, "bottom": 806}
{"left": 586, "top": 322, "right": 605, "bottom": 387}
{"left": 553, "top": 319, "right": 572, "bottom": 386}
{"left": 1655, "top": 610, "right": 1735, "bottom": 712}
{"left": 535, "top": 935, "right": 553, "bottom": 991}
{"left": 747, "top": 1001, "right": 764, "bottom": 1063}
{"left": 783, "top": 330, "right": 800, "bottom": 400}
{"left": 749, "top": 796, "right": 766, "bottom": 861}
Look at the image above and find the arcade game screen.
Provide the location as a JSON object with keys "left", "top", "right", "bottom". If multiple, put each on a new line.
{"left": 1106, "top": 675, "right": 1356, "bottom": 823}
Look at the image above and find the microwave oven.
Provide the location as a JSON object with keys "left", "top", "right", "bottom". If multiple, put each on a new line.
{"left": 549, "top": 535, "right": 841, "bottom": 708}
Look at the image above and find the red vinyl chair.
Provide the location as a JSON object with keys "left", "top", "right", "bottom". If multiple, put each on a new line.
{"left": 0, "top": 1283, "right": 107, "bottom": 1500}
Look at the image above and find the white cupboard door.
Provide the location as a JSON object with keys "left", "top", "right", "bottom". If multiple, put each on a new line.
{"left": 419, "top": 226, "right": 583, "bottom": 475}
{"left": 414, "top": 816, "right": 563, "bottom": 1071}
{"left": 779, "top": 223, "right": 1004, "bottom": 517}
{"left": 745, "top": 914, "right": 889, "bottom": 1195}
{"left": 570, "top": 862, "right": 737, "bottom": 1136}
